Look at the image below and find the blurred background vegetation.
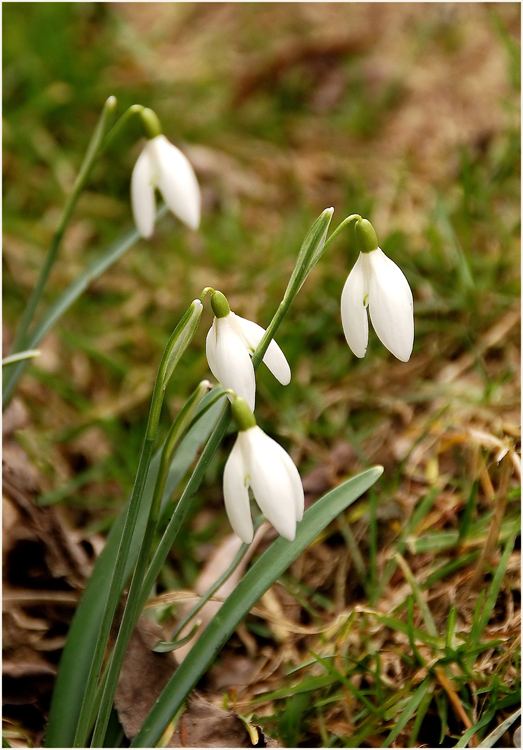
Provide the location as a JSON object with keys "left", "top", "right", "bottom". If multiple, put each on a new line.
{"left": 3, "top": 3, "right": 521, "bottom": 747}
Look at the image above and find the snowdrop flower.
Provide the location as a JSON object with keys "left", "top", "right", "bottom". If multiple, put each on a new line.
{"left": 224, "top": 397, "right": 304, "bottom": 543}
{"left": 131, "top": 108, "right": 200, "bottom": 238}
{"left": 341, "top": 218, "right": 414, "bottom": 362}
{"left": 206, "top": 291, "right": 290, "bottom": 412}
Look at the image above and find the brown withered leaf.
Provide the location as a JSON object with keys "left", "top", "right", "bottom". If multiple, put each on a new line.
{"left": 2, "top": 398, "right": 98, "bottom": 746}
{"left": 115, "top": 617, "right": 280, "bottom": 747}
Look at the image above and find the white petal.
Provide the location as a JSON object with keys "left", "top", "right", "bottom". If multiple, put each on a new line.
{"left": 230, "top": 313, "right": 291, "bottom": 386}
{"left": 206, "top": 316, "right": 256, "bottom": 410}
{"left": 245, "top": 427, "right": 297, "bottom": 541}
{"left": 150, "top": 135, "right": 201, "bottom": 230}
{"left": 340, "top": 253, "right": 370, "bottom": 358}
{"left": 270, "top": 441, "right": 304, "bottom": 522}
{"left": 131, "top": 146, "right": 156, "bottom": 238}
{"left": 367, "top": 248, "right": 414, "bottom": 362}
{"left": 223, "top": 438, "right": 253, "bottom": 543}
{"left": 205, "top": 319, "right": 219, "bottom": 380}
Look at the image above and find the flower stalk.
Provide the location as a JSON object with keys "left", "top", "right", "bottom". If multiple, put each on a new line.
{"left": 8, "top": 96, "right": 117, "bottom": 362}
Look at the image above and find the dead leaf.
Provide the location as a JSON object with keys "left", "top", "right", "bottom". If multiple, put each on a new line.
{"left": 114, "top": 617, "right": 279, "bottom": 747}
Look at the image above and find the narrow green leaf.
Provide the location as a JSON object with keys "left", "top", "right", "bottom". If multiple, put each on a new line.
{"left": 310, "top": 651, "right": 380, "bottom": 717}
{"left": 167, "top": 516, "right": 266, "bottom": 645}
{"left": 90, "top": 378, "right": 210, "bottom": 747}
{"left": 454, "top": 710, "right": 495, "bottom": 747}
{"left": 475, "top": 523, "right": 518, "bottom": 638}
{"left": 2, "top": 350, "right": 40, "bottom": 366}
{"left": 347, "top": 682, "right": 414, "bottom": 748}
{"left": 45, "top": 390, "right": 224, "bottom": 748}
{"left": 72, "top": 302, "right": 204, "bottom": 746}
{"left": 356, "top": 609, "right": 443, "bottom": 650}
{"left": 286, "top": 208, "right": 333, "bottom": 298}
{"left": 458, "top": 480, "right": 478, "bottom": 542}
{"left": 408, "top": 681, "right": 435, "bottom": 747}
{"left": 131, "top": 466, "right": 383, "bottom": 747}
{"left": 250, "top": 675, "right": 338, "bottom": 704}
{"left": 404, "top": 486, "right": 439, "bottom": 536}
{"left": 382, "top": 677, "right": 432, "bottom": 748}
{"left": 7, "top": 95, "right": 117, "bottom": 365}
{"left": 423, "top": 551, "right": 480, "bottom": 588}
{"left": 3, "top": 207, "right": 167, "bottom": 407}
{"left": 153, "top": 621, "right": 202, "bottom": 654}
{"left": 251, "top": 209, "right": 333, "bottom": 371}
{"left": 407, "top": 596, "right": 426, "bottom": 666}
{"left": 161, "top": 301, "right": 203, "bottom": 389}
{"left": 468, "top": 589, "right": 487, "bottom": 651}
{"left": 445, "top": 605, "right": 458, "bottom": 651}
{"left": 395, "top": 553, "right": 438, "bottom": 638}
{"left": 434, "top": 688, "right": 449, "bottom": 744}
{"left": 478, "top": 708, "right": 521, "bottom": 748}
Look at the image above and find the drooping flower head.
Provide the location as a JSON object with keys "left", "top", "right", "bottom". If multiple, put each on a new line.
{"left": 206, "top": 291, "right": 290, "bottom": 412}
{"left": 341, "top": 218, "right": 414, "bottom": 362}
{"left": 223, "top": 397, "right": 304, "bottom": 544}
{"left": 131, "top": 108, "right": 201, "bottom": 238}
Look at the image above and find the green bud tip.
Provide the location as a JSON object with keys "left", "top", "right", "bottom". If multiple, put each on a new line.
{"left": 141, "top": 108, "right": 162, "bottom": 139}
{"left": 354, "top": 218, "right": 378, "bottom": 254}
{"left": 210, "top": 291, "right": 230, "bottom": 319}
{"left": 231, "top": 397, "right": 257, "bottom": 432}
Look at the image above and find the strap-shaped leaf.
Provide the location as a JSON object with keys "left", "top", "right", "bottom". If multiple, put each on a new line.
{"left": 44, "top": 392, "right": 224, "bottom": 748}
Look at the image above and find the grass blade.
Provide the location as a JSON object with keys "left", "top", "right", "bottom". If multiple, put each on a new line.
{"left": 395, "top": 553, "right": 438, "bottom": 637}
{"left": 478, "top": 708, "right": 521, "bottom": 747}
{"left": 382, "top": 676, "right": 432, "bottom": 748}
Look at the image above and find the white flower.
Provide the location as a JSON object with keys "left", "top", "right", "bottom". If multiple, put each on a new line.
{"left": 131, "top": 134, "right": 200, "bottom": 238}
{"left": 206, "top": 310, "right": 290, "bottom": 412}
{"left": 341, "top": 248, "right": 414, "bottom": 362}
{"left": 224, "top": 425, "right": 304, "bottom": 543}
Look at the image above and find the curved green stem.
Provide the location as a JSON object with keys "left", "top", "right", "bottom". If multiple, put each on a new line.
{"left": 323, "top": 213, "right": 362, "bottom": 251}
{"left": 100, "top": 104, "right": 144, "bottom": 153}
{"left": 9, "top": 96, "right": 117, "bottom": 358}
{"left": 198, "top": 286, "right": 215, "bottom": 302}
{"left": 252, "top": 207, "right": 334, "bottom": 369}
